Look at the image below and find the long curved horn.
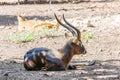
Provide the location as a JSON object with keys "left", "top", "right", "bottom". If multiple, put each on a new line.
{"left": 54, "top": 13, "right": 76, "bottom": 37}
{"left": 63, "top": 15, "right": 81, "bottom": 43}
{"left": 63, "top": 14, "right": 81, "bottom": 41}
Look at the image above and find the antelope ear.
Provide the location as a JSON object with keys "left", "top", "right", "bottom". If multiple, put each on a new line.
{"left": 73, "top": 38, "right": 82, "bottom": 45}
{"left": 64, "top": 33, "right": 72, "bottom": 40}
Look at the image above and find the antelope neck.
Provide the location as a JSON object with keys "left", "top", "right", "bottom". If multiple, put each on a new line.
{"left": 59, "top": 41, "right": 74, "bottom": 67}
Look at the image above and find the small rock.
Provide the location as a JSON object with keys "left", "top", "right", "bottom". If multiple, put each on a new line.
{"left": 43, "top": 74, "right": 50, "bottom": 77}
{"left": 3, "top": 72, "right": 9, "bottom": 76}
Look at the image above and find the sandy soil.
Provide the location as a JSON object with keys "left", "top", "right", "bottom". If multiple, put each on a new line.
{"left": 0, "top": 1, "right": 120, "bottom": 80}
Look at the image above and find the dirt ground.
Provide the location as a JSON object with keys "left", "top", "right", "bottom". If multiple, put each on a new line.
{"left": 0, "top": 1, "right": 120, "bottom": 80}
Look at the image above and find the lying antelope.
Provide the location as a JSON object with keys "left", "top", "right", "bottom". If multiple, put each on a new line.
{"left": 23, "top": 13, "right": 93, "bottom": 71}
{"left": 17, "top": 15, "right": 60, "bottom": 32}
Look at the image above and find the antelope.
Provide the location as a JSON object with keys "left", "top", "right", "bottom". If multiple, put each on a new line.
{"left": 17, "top": 15, "right": 61, "bottom": 32}
{"left": 23, "top": 13, "right": 88, "bottom": 71}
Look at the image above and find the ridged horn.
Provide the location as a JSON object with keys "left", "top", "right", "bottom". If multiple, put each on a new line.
{"left": 63, "top": 14, "right": 82, "bottom": 44}
{"left": 54, "top": 13, "right": 76, "bottom": 37}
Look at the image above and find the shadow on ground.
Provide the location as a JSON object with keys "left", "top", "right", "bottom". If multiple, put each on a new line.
{"left": 0, "top": 0, "right": 115, "bottom": 5}
{"left": 0, "top": 59, "right": 119, "bottom": 80}
{"left": 0, "top": 15, "right": 52, "bottom": 26}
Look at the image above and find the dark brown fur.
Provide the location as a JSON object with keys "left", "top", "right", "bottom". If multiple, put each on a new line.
{"left": 23, "top": 14, "right": 86, "bottom": 71}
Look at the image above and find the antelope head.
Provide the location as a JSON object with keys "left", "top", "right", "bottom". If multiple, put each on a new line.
{"left": 54, "top": 13, "right": 87, "bottom": 55}
{"left": 17, "top": 15, "right": 25, "bottom": 25}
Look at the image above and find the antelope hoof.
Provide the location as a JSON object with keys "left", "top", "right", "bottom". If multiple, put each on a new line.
{"left": 68, "top": 65, "right": 77, "bottom": 70}
{"left": 88, "top": 60, "right": 96, "bottom": 66}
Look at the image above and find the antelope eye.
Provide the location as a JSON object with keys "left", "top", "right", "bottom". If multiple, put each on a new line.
{"left": 79, "top": 44, "right": 85, "bottom": 51}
